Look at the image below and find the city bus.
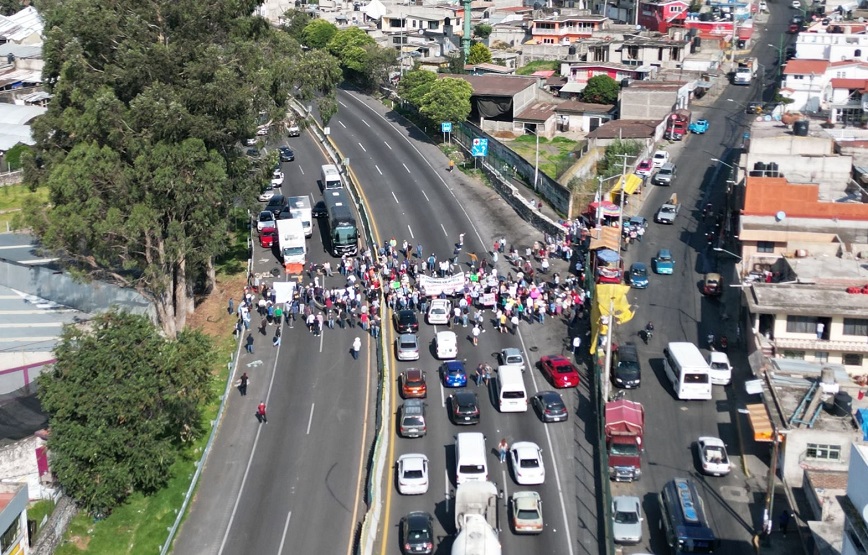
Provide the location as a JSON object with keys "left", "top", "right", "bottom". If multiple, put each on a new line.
{"left": 663, "top": 342, "right": 712, "bottom": 400}
{"left": 322, "top": 189, "right": 358, "bottom": 256}
{"left": 658, "top": 478, "right": 719, "bottom": 554}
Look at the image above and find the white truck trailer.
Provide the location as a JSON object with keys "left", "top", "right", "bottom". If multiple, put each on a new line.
{"left": 276, "top": 218, "right": 305, "bottom": 274}
{"left": 286, "top": 195, "right": 313, "bottom": 238}
{"left": 452, "top": 481, "right": 501, "bottom": 555}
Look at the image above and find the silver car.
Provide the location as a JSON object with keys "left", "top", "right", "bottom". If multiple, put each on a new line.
{"left": 499, "top": 347, "right": 525, "bottom": 368}
{"left": 397, "top": 333, "right": 420, "bottom": 361}
{"left": 612, "top": 495, "right": 643, "bottom": 544}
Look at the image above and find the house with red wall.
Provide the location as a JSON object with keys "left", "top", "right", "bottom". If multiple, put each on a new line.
{"left": 637, "top": 0, "right": 689, "bottom": 33}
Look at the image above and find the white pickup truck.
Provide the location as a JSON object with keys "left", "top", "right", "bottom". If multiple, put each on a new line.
{"left": 655, "top": 195, "right": 681, "bottom": 224}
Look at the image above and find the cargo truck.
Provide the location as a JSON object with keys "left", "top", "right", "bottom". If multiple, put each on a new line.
{"left": 605, "top": 399, "right": 644, "bottom": 482}
{"left": 276, "top": 218, "right": 306, "bottom": 274}
{"left": 286, "top": 195, "right": 313, "bottom": 238}
{"left": 663, "top": 109, "right": 691, "bottom": 141}
{"left": 733, "top": 57, "right": 758, "bottom": 85}
{"left": 452, "top": 481, "right": 501, "bottom": 555}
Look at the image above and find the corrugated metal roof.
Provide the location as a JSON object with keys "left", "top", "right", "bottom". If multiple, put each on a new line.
{"left": 0, "top": 123, "right": 35, "bottom": 149}
{"left": 0, "top": 103, "right": 45, "bottom": 125}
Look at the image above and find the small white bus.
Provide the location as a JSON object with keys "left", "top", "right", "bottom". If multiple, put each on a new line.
{"left": 663, "top": 342, "right": 712, "bottom": 400}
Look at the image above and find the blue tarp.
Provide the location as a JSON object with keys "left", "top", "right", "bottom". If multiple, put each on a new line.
{"left": 856, "top": 409, "right": 868, "bottom": 441}
{"left": 597, "top": 248, "right": 620, "bottom": 263}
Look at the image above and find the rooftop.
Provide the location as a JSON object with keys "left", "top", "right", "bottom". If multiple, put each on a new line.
{"left": 554, "top": 100, "right": 615, "bottom": 114}
{"left": 515, "top": 102, "right": 556, "bottom": 122}
{"left": 587, "top": 119, "right": 658, "bottom": 139}
{"left": 742, "top": 177, "right": 868, "bottom": 221}
{"left": 443, "top": 73, "right": 538, "bottom": 96}
{"left": 532, "top": 14, "right": 608, "bottom": 23}
{"left": 746, "top": 282, "right": 868, "bottom": 317}
{"left": 783, "top": 59, "right": 831, "bottom": 75}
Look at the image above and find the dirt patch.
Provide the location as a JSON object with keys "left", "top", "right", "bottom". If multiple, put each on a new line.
{"left": 187, "top": 275, "right": 249, "bottom": 341}
{"left": 69, "top": 534, "right": 90, "bottom": 550}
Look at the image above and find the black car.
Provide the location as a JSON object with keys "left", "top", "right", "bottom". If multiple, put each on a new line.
{"left": 278, "top": 146, "right": 295, "bottom": 162}
{"left": 450, "top": 391, "right": 480, "bottom": 425}
{"left": 612, "top": 343, "right": 641, "bottom": 389}
{"left": 265, "top": 194, "right": 287, "bottom": 216}
{"left": 245, "top": 147, "right": 260, "bottom": 159}
{"left": 401, "top": 511, "right": 434, "bottom": 554}
{"left": 531, "top": 390, "right": 568, "bottom": 423}
{"left": 312, "top": 200, "right": 327, "bottom": 218}
{"left": 394, "top": 309, "right": 419, "bottom": 333}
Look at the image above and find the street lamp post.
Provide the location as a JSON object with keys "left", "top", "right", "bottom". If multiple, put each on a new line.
{"left": 710, "top": 157, "right": 735, "bottom": 172}
{"left": 534, "top": 123, "right": 540, "bottom": 192}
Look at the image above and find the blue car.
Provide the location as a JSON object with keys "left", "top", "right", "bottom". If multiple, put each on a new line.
{"left": 653, "top": 249, "right": 675, "bottom": 275}
{"left": 627, "top": 262, "right": 649, "bottom": 289}
{"left": 441, "top": 360, "right": 468, "bottom": 387}
{"left": 689, "top": 119, "right": 709, "bottom": 134}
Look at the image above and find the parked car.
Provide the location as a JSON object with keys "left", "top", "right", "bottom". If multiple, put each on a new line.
{"left": 258, "top": 227, "right": 276, "bottom": 249}
{"left": 689, "top": 119, "right": 709, "bottom": 134}
{"left": 440, "top": 360, "right": 467, "bottom": 387}
{"left": 510, "top": 441, "right": 546, "bottom": 485}
{"left": 612, "top": 343, "right": 642, "bottom": 388}
{"left": 257, "top": 210, "right": 276, "bottom": 232}
{"left": 499, "top": 347, "right": 525, "bottom": 368}
{"left": 697, "top": 436, "right": 732, "bottom": 476}
{"left": 652, "top": 163, "right": 677, "bottom": 186}
{"left": 400, "top": 369, "right": 427, "bottom": 399}
{"left": 271, "top": 170, "right": 284, "bottom": 187}
{"left": 612, "top": 496, "right": 644, "bottom": 544}
{"left": 703, "top": 272, "right": 723, "bottom": 296}
{"left": 653, "top": 248, "right": 675, "bottom": 275}
{"left": 651, "top": 150, "right": 670, "bottom": 168}
{"left": 396, "top": 454, "right": 429, "bottom": 495}
{"left": 399, "top": 399, "right": 427, "bottom": 438}
{"left": 400, "top": 511, "right": 434, "bottom": 554}
{"left": 759, "top": 0, "right": 768, "bottom": 11}
{"left": 635, "top": 159, "right": 654, "bottom": 177}
{"left": 791, "top": 0, "right": 801, "bottom": 9}
{"left": 626, "top": 262, "right": 649, "bottom": 289}
{"left": 531, "top": 391, "right": 568, "bottom": 423}
{"left": 539, "top": 355, "right": 580, "bottom": 388}
{"left": 396, "top": 333, "right": 420, "bottom": 361}
{"left": 511, "top": 491, "right": 544, "bottom": 535}
{"left": 449, "top": 391, "right": 480, "bottom": 425}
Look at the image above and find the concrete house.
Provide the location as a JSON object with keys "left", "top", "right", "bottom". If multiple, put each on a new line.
{"left": 445, "top": 74, "right": 540, "bottom": 135}
{"left": 636, "top": 0, "right": 689, "bottom": 34}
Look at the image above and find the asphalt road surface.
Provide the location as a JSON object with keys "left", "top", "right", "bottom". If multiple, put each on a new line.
{"left": 606, "top": 9, "right": 792, "bottom": 554}
{"left": 328, "top": 89, "right": 594, "bottom": 555}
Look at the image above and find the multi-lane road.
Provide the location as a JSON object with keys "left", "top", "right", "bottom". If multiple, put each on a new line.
{"left": 175, "top": 4, "right": 791, "bottom": 550}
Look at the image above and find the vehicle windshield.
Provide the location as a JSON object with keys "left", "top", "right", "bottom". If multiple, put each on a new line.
{"left": 610, "top": 443, "right": 640, "bottom": 456}
{"left": 407, "top": 529, "right": 431, "bottom": 541}
{"left": 503, "top": 391, "right": 525, "bottom": 399}
{"left": 459, "top": 464, "right": 485, "bottom": 474}
{"left": 519, "top": 458, "right": 540, "bottom": 469}
{"left": 403, "top": 417, "right": 424, "bottom": 426}
{"left": 403, "top": 470, "right": 424, "bottom": 479}
{"left": 684, "top": 372, "right": 710, "bottom": 384}
{"left": 615, "top": 510, "right": 639, "bottom": 524}
{"left": 710, "top": 362, "right": 728, "bottom": 370}
{"left": 617, "top": 362, "right": 640, "bottom": 379}
{"left": 400, "top": 340, "right": 416, "bottom": 349}
{"left": 661, "top": 207, "right": 675, "bottom": 214}
{"left": 517, "top": 509, "right": 539, "bottom": 520}
{"left": 334, "top": 225, "right": 356, "bottom": 244}
{"left": 284, "top": 246, "right": 305, "bottom": 256}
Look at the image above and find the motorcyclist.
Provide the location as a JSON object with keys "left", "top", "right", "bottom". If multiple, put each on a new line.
{"left": 707, "top": 332, "right": 715, "bottom": 349}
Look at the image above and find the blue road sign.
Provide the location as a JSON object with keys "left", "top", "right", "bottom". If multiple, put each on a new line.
{"left": 471, "top": 138, "right": 489, "bottom": 157}
{"left": 441, "top": 122, "right": 453, "bottom": 133}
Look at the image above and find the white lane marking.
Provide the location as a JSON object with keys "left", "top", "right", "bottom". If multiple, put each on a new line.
{"left": 440, "top": 382, "right": 446, "bottom": 408}
{"left": 0, "top": 245, "right": 32, "bottom": 249}
{"left": 218, "top": 319, "right": 283, "bottom": 554}
{"left": 375, "top": 165, "right": 383, "bottom": 175}
{"left": 407, "top": 225, "right": 415, "bottom": 239}
{"left": 306, "top": 404, "right": 315, "bottom": 435}
{"left": 339, "top": 121, "right": 347, "bottom": 129}
{"left": 0, "top": 322, "right": 63, "bottom": 328}
{"left": 440, "top": 224, "right": 448, "bottom": 237}
{"left": 298, "top": 166, "right": 305, "bottom": 175}
{"left": 392, "top": 192, "right": 399, "bottom": 204}
{"left": 515, "top": 329, "right": 575, "bottom": 555}
{"left": 277, "top": 511, "right": 292, "bottom": 555}
{"left": 384, "top": 141, "right": 393, "bottom": 150}
{"left": 501, "top": 469, "right": 509, "bottom": 500}
{"left": 402, "top": 163, "right": 411, "bottom": 173}
{"left": 319, "top": 328, "right": 324, "bottom": 352}
{"left": 338, "top": 101, "right": 347, "bottom": 107}
{"left": 421, "top": 190, "right": 430, "bottom": 202}
{"left": 444, "top": 470, "right": 450, "bottom": 514}
{"left": 362, "top": 119, "right": 371, "bottom": 127}
{"left": 358, "top": 142, "right": 367, "bottom": 152}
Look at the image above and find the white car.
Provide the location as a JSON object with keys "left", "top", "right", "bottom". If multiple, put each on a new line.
{"left": 759, "top": 0, "right": 768, "bottom": 11}
{"left": 287, "top": 121, "right": 301, "bottom": 137}
{"left": 435, "top": 330, "right": 457, "bottom": 360}
{"left": 499, "top": 347, "right": 524, "bottom": 368}
{"left": 510, "top": 441, "right": 545, "bottom": 485}
{"left": 697, "top": 436, "right": 732, "bottom": 476}
{"left": 271, "top": 171, "right": 284, "bottom": 187}
{"left": 791, "top": 0, "right": 801, "bottom": 8}
{"left": 612, "top": 496, "right": 643, "bottom": 544}
{"left": 511, "top": 491, "right": 543, "bottom": 534}
{"left": 258, "top": 186, "right": 276, "bottom": 202}
{"left": 707, "top": 351, "right": 733, "bottom": 385}
{"left": 396, "top": 454, "right": 429, "bottom": 494}
{"left": 651, "top": 150, "right": 670, "bottom": 168}
{"left": 256, "top": 210, "right": 276, "bottom": 232}
{"left": 427, "top": 299, "right": 452, "bottom": 325}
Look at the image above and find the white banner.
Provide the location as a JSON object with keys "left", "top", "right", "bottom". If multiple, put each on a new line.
{"left": 418, "top": 273, "right": 465, "bottom": 296}
{"left": 272, "top": 281, "right": 297, "bottom": 304}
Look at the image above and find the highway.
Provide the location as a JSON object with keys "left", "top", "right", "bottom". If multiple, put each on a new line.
{"left": 328, "top": 89, "right": 592, "bottom": 555}
{"left": 606, "top": 7, "right": 792, "bottom": 554}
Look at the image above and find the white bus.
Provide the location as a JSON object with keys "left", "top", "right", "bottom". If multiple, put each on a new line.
{"left": 663, "top": 342, "right": 712, "bottom": 400}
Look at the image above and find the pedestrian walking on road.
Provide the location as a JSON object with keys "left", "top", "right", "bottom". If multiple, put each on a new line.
{"left": 352, "top": 337, "right": 362, "bottom": 360}
{"left": 475, "top": 364, "right": 485, "bottom": 386}
{"left": 273, "top": 326, "right": 282, "bottom": 347}
{"left": 448, "top": 159, "right": 455, "bottom": 172}
{"left": 472, "top": 324, "right": 480, "bottom": 346}
{"left": 257, "top": 402, "right": 267, "bottom": 424}
{"left": 498, "top": 438, "right": 509, "bottom": 463}
{"left": 238, "top": 372, "right": 249, "bottom": 396}
{"left": 259, "top": 318, "right": 267, "bottom": 335}
{"left": 245, "top": 334, "right": 254, "bottom": 354}
{"left": 572, "top": 335, "right": 582, "bottom": 358}
{"left": 779, "top": 510, "right": 792, "bottom": 537}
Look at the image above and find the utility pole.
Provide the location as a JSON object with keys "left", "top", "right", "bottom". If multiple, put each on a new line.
{"left": 462, "top": 0, "right": 472, "bottom": 63}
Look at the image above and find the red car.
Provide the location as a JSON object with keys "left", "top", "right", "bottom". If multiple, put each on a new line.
{"left": 539, "top": 355, "right": 580, "bottom": 388}
{"left": 259, "top": 227, "right": 276, "bottom": 248}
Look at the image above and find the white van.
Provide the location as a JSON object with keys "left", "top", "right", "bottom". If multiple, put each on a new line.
{"left": 495, "top": 365, "right": 528, "bottom": 412}
{"left": 707, "top": 351, "right": 733, "bottom": 386}
{"left": 435, "top": 331, "right": 457, "bottom": 360}
{"left": 320, "top": 164, "right": 343, "bottom": 190}
{"left": 663, "top": 342, "right": 712, "bottom": 400}
{"left": 455, "top": 432, "right": 488, "bottom": 485}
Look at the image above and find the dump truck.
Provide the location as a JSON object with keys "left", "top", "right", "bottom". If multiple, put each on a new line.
{"left": 733, "top": 57, "right": 758, "bottom": 85}
{"left": 452, "top": 481, "right": 501, "bottom": 555}
{"left": 664, "top": 109, "right": 691, "bottom": 141}
{"left": 605, "top": 399, "right": 645, "bottom": 482}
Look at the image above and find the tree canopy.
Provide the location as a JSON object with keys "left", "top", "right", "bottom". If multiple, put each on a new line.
{"left": 398, "top": 69, "right": 437, "bottom": 107}
{"left": 467, "top": 42, "right": 492, "bottom": 65}
{"left": 580, "top": 75, "right": 620, "bottom": 105}
{"left": 302, "top": 18, "right": 338, "bottom": 49}
{"left": 419, "top": 77, "right": 473, "bottom": 126}
{"left": 38, "top": 311, "right": 213, "bottom": 516}
{"left": 26, "top": 0, "right": 340, "bottom": 337}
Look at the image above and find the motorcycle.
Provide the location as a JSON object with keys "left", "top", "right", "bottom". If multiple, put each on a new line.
{"left": 641, "top": 323, "right": 654, "bottom": 344}
{"left": 720, "top": 335, "right": 728, "bottom": 351}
